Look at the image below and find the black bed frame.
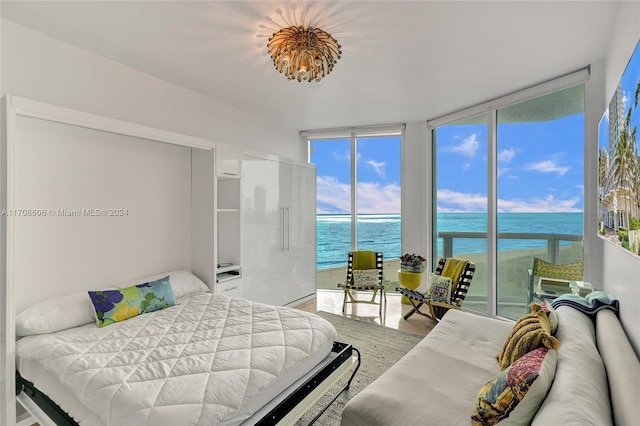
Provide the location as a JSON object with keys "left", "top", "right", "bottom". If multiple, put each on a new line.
{"left": 16, "top": 341, "right": 360, "bottom": 426}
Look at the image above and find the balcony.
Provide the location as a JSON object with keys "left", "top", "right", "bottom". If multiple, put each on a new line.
{"left": 317, "top": 231, "right": 583, "bottom": 320}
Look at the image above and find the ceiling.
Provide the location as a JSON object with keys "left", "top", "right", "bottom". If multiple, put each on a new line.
{"left": 1, "top": 1, "right": 623, "bottom": 131}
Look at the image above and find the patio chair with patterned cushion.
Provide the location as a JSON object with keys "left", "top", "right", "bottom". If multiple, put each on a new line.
{"left": 337, "top": 251, "right": 386, "bottom": 315}
{"left": 397, "top": 257, "right": 475, "bottom": 322}
{"left": 528, "top": 257, "right": 583, "bottom": 304}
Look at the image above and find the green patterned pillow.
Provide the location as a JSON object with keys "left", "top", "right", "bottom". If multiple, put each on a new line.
{"left": 472, "top": 347, "right": 557, "bottom": 425}
{"left": 88, "top": 276, "right": 175, "bottom": 328}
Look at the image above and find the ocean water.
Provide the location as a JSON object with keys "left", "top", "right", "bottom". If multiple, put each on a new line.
{"left": 317, "top": 213, "right": 583, "bottom": 270}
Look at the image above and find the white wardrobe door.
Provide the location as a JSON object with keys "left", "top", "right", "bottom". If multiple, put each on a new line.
{"left": 242, "top": 155, "right": 285, "bottom": 305}
{"left": 285, "top": 163, "right": 316, "bottom": 304}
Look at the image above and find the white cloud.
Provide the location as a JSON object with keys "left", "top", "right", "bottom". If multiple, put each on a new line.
{"left": 367, "top": 160, "right": 386, "bottom": 178}
{"left": 498, "top": 148, "right": 516, "bottom": 164}
{"left": 525, "top": 160, "right": 569, "bottom": 176}
{"left": 622, "top": 91, "right": 631, "bottom": 110}
{"left": 316, "top": 175, "right": 400, "bottom": 214}
{"left": 332, "top": 150, "right": 351, "bottom": 162}
{"left": 319, "top": 177, "right": 581, "bottom": 215}
{"left": 436, "top": 188, "right": 581, "bottom": 213}
{"left": 498, "top": 167, "right": 510, "bottom": 177}
{"left": 316, "top": 176, "right": 351, "bottom": 213}
{"left": 437, "top": 189, "right": 488, "bottom": 212}
{"left": 498, "top": 195, "right": 581, "bottom": 213}
{"left": 448, "top": 133, "right": 480, "bottom": 157}
{"left": 356, "top": 181, "right": 401, "bottom": 213}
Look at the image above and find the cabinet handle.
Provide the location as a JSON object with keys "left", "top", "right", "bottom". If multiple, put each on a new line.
{"left": 280, "top": 206, "right": 285, "bottom": 251}
{"left": 223, "top": 172, "right": 238, "bottom": 176}
{"left": 286, "top": 206, "right": 290, "bottom": 251}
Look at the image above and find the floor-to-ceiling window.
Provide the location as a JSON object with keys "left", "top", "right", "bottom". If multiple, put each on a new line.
{"left": 431, "top": 71, "right": 587, "bottom": 319}
{"left": 495, "top": 86, "right": 584, "bottom": 318}
{"left": 306, "top": 127, "right": 403, "bottom": 290}
{"left": 433, "top": 113, "right": 489, "bottom": 313}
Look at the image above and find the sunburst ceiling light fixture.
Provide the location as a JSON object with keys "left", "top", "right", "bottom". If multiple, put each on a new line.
{"left": 267, "top": 25, "right": 341, "bottom": 83}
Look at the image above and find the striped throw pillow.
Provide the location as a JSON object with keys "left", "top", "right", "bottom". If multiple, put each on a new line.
{"left": 497, "top": 303, "right": 559, "bottom": 370}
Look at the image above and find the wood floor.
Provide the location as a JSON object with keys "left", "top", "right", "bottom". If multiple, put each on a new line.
{"left": 295, "top": 289, "right": 434, "bottom": 337}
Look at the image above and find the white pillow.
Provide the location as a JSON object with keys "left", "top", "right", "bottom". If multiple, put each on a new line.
{"left": 15, "top": 271, "right": 209, "bottom": 337}
{"left": 16, "top": 291, "right": 96, "bottom": 337}
{"left": 115, "top": 270, "right": 209, "bottom": 299}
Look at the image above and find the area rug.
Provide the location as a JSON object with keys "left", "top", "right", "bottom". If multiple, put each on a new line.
{"left": 295, "top": 311, "right": 428, "bottom": 425}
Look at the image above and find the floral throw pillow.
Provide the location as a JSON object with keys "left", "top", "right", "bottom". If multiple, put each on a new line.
{"left": 88, "top": 276, "right": 176, "bottom": 328}
{"left": 472, "top": 347, "right": 557, "bottom": 425}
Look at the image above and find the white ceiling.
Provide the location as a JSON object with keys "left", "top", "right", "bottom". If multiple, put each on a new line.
{"left": 1, "top": 1, "right": 623, "bottom": 131}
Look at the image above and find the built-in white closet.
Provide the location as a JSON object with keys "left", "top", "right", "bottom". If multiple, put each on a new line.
{"left": 242, "top": 152, "right": 317, "bottom": 306}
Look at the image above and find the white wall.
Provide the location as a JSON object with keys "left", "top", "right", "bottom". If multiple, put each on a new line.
{"left": 0, "top": 20, "right": 304, "bottom": 161}
{"left": 12, "top": 114, "right": 193, "bottom": 312}
{"left": 402, "top": 122, "right": 430, "bottom": 258}
{"left": 597, "top": 0, "right": 640, "bottom": 355}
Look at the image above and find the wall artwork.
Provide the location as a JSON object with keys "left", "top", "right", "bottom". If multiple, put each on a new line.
{"left": 598, "top": 40, "right": 640, "bottom": 257}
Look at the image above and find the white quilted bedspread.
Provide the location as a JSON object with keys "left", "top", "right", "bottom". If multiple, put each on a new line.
{"left": 16, "top": 293, "right": 337, "bottom": 425}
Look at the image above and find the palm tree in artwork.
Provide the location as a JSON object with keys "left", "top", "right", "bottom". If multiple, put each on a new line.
{"left": 633, "top": 79, "right": 640, "bottom": 219}
{"left": 633, "top": 151, "right": 640, "bottom": 217}
{"left": 598, "top": 147, "right": 608, "bottom": 195}
{"left": 612, "top": 108, "right": 637, "bottom": 229}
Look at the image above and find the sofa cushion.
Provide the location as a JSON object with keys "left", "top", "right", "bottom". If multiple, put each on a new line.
{"left": 472, "top": 347, "right": 557, "bottom": 425}
{"left": 340, "top": 310, "right": 513, "bottom": 426}
{"left": 497, "top": 304, "right": 559, "bottom": 369}
{"left": 531, "top": 306, "right": 612, "bottom": 425}
{"left": 595, "top": 309, "right": 640, "bottom": 426}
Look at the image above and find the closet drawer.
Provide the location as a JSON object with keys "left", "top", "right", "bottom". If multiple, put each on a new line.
{"left": 216, "top": 277, "right": 243, "bottom": 298}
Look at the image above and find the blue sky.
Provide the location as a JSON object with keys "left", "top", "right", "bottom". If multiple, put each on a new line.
{"left": 312, "top": 137, "right": 401, "bottom": 214}
{"left": 312, "top": 87, "right": 595, "bottom": 216}
{"left": 312, "top": 109, "right": 585, "bottom": 215}
{"left": 436, "top": 112, "right": 584, "bottom": 213}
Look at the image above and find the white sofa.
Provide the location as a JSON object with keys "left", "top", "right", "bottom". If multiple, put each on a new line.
{"left": 341, "top": 306, "right": 640, "bottom": 425}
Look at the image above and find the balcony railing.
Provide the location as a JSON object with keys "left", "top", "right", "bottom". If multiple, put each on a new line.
{"left": 438, "top": 231, "right": 582, "bottom": 264}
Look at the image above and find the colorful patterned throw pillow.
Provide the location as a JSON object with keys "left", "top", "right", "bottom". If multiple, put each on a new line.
{"left": 88, "top": 276, "right": 175, "bottom": 328}
{"left": 472, "top": 347, "right": 557, "bottom": 425}
{"left": 424, "top": 272, "right": 452, "bottom": 303}
{"left": 497, "top": 303, "right": 559, "bottom": 370}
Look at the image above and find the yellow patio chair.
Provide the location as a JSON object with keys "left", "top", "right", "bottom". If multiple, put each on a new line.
{"left": 528, "top": 257, "right": 583, "bottom": 304}
{"left": 398, "top": 257, "right": 476, "bottom": 322}
{"left": 337, "top": 251, "right": 386, "bottom": 315}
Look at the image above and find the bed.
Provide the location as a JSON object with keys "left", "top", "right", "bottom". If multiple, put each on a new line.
{"left": 14, "top": 271, "right": 358, "bottom": 425}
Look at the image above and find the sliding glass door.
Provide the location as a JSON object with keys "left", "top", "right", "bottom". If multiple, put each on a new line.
{"left": 310, "top": 132, "right": 402, "bottom": 290}
{"left": 433, "top": 114, "right": 489, "bottom": 313}
{"left": 496, "top": 86, "right": 584, "bottom": 318}
{"left": 432, "top": 79, "right": 585, "bottom": 319}
{"left": 312, "top": 138, "right": 352, "bottom": 274}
